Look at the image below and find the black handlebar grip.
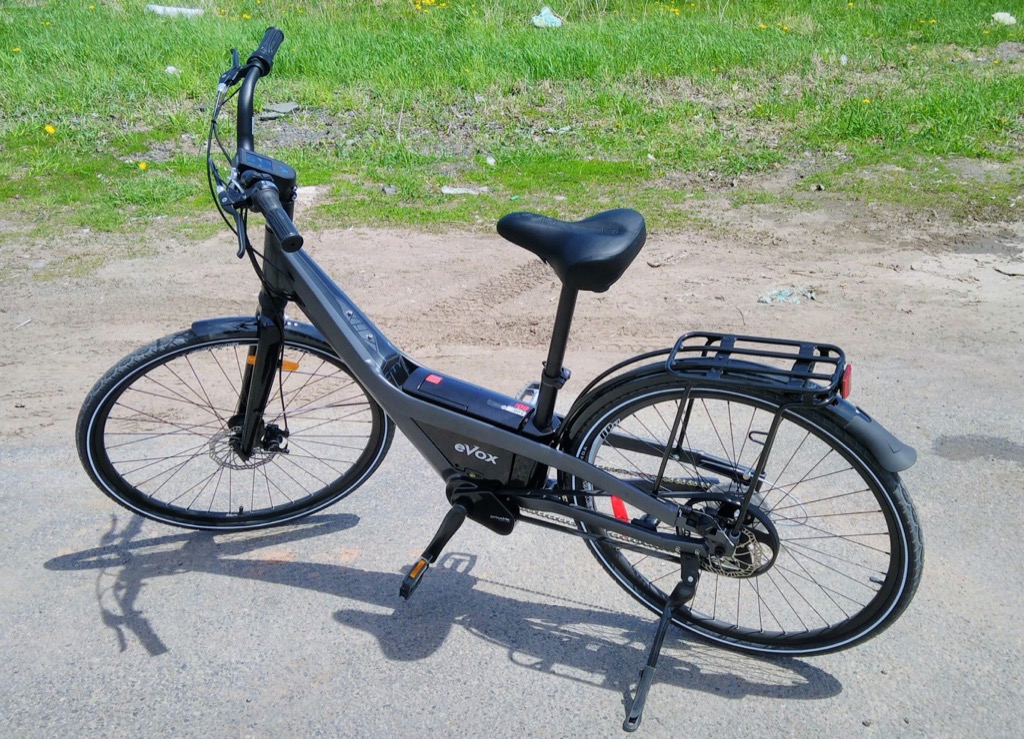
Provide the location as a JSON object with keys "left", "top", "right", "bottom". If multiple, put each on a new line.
{"left": 247, "top": 27, "right": 285, "bottom": 77}
{"left": 252, "top": 185, "right": 303, "bottom": 252}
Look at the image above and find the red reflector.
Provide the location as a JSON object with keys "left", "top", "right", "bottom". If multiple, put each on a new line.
{"left": 611, "top": 496, "right": 629, "bottom": 521}
{"left": 515, "top": 402, "right": 531, "bottom": 413}
{"left": 425, "top": 374, "right": 443, "bottom": 385}
{"left": 840, "top": 364, "right": 853, "bottom": 399}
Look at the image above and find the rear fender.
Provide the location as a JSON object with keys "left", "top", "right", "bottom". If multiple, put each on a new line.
{"left": 824, "top": 398, "right": 917, "bottom": 472}
{"left": 562, "top": 360, "right": 917, "bottom": 473}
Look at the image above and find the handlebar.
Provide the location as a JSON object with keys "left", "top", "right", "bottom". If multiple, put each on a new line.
{"left": 221, "top": 27, "right": 304, "bottom": 253}
{"left": 232, "top": 27, "right": 284, "bottom": 152}
{"left": 247, "top": 26, "right": 284, "bottom": 76}
{"left": 251, "top": 183, "right": 304, "bottom": 253}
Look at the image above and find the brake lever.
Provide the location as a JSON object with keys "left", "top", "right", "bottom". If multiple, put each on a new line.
{"left": 234, "top": 212, "right": 249, "bottom": 259}
{"left": 217, "top": 48, "right": 246, "bottom": 91}
{"left": 211, "top": 168, "right": 251, "bottom": 259}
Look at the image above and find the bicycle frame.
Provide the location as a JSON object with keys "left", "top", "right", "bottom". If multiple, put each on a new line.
{"left": 251, "top": 231, "right": 709, "bottom": 558}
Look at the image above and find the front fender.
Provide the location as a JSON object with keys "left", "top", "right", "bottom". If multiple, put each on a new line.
{"left": 190, "top": 316, "right": 331, "bottom": 350}
{"left": 824, "top": 399, "right": 917, "bottom": 472}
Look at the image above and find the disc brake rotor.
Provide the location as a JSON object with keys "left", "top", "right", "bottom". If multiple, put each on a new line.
{"left": 685, "top": 493, "right": 781, "bottom": 578}
{"left": 208, "top": 428, "right": 274, "bottom": 470}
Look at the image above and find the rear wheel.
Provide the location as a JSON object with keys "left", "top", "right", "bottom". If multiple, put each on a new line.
{"left": 77, "top": 324, "right": 392, "bottom": 530}
{"left": 561, "top": 370, "right": 923, "bottom": 656}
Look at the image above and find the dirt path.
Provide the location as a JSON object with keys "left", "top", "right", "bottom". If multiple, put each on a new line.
{"left": 3, "top": 193, "right": 1023, "bottom": 440}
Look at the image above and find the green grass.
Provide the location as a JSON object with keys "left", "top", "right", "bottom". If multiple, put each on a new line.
{"left": 1, "top": 0, "right": 1022, "bottom": 239}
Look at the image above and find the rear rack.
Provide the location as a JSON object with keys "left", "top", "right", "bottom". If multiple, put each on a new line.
{"left": 667, "top": 332, "right": 846, "bottom": 406}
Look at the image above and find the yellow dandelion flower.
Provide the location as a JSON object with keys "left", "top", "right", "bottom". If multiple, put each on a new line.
{"left": 848, "top": 2, "right": 854, "bottom": 6}
{"left": 89, "top": 4, "right": 95, "bottom": 9}
{"left": 138, "top": 162, "right": 148, "bottom": 170}
{"left": 862, "top": 98, "right": 871, "bottom": 104}
{"left": 12, "top": 47, "right": 20, "bottom": 53}
{"left": 783, "top": 25, "right": 790, "bottom": 32}
{"left": 930, "top": 19, "right": 937, "bottom": 25}
{"left": 242, "top": 13, "right": 251, "bottom": 19}
{"left": 45, "top": 124, "right": 56, "bottom": 135}
{"left": 994, "top": 59, "right": 1000, "bottom": 65}
{"left": 759, "top": 23, "right": 767, "bottom": 29}
{"left": 984, "top": 30, "right": 990, "bottom": 35}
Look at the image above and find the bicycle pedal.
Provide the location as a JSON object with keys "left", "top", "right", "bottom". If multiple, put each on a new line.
{"left": 399, "top": 557, "right": 430, "bottom": 600}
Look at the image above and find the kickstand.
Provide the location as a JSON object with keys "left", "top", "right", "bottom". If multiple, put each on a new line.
{"left": 399, "top": 503, "right": 468, "bottom": 599}
{"left": 623, "top": 556, "right": 700, "bottom": 732}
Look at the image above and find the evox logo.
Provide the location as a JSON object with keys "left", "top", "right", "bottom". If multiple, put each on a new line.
{"left": 454, "top": 442, "right": 498, "bottom": 465}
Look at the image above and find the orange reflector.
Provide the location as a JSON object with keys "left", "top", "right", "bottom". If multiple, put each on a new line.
{"left": 246, "top": 356, "right": 300, "bottom": 372}
{"left": 611, "top": 496, "right": 629, "bottom": 521}
{"left": 840, "top": 363, "right": 853, "bottom": 399}
{"left": 409, "top": 558, "right": 429, "bottom": 579}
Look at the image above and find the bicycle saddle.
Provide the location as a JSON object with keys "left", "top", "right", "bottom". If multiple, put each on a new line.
{"left": 496, "top": 208, "right": 647, "bottom": 293}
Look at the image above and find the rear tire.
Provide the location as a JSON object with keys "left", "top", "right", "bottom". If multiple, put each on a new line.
{"left": 77, "top": 324, "right": 393, "bottom": 530}
{"left": 560, "top": 370, "right": 923, "bottom": 656}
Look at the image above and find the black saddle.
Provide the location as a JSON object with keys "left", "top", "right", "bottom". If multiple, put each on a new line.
{"left": 496, "top": 209, "right": 647, "bottom": 293}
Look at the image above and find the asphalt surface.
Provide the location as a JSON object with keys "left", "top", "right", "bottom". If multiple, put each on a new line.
{"left": 2, "top": 349, "right": 1023, "bottom": 738}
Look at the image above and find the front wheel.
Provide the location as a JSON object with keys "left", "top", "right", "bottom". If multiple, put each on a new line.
{"left": 560, "top": 370, "right": 923, "bottom": 656}
{"left": 77, "top": 322, "right": 393, "bottom": 530}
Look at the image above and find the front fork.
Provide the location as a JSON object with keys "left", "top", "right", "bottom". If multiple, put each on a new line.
{"left": 230, "top": 289, "right": 288, "bottom": 459}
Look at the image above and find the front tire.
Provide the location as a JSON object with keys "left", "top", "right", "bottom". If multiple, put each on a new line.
{"left": 561, "top": 370, "right": 923, "bottom": 656}
{"left": 77, "top": 324, "right": 393, "bottom": 530}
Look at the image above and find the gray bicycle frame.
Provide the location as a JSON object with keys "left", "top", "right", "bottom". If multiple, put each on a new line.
{"left": 256, "top": 232, "right": 704, "bottom": 558}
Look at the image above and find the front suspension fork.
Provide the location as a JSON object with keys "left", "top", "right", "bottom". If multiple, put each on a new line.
{"left": 231, "top": 289, "right": 288, "bottom": 459}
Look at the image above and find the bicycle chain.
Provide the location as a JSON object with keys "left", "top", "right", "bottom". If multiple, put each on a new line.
{"left": 523, "top": 508, "right": 678, "bottom": 553}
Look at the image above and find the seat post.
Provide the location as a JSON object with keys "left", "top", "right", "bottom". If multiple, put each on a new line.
{"left": 532, "top": 284, "right": 578, "bottom": 432}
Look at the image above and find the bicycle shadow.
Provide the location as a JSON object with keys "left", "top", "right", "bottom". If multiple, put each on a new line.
{"left": 45, "top": 513, "right": 363, "bottom": 657}
{"left": 45, "top": 514, "right": 842, "bottom": 708}
{"left": 334, "top": 553, "right": 842, "bottom": 706}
